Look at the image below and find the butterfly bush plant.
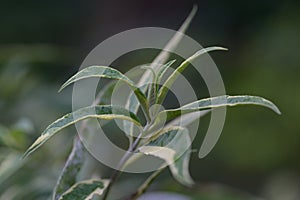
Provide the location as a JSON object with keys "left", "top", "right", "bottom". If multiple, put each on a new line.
{"left": 23, "top": 7, "right": 280, "bottom": 200}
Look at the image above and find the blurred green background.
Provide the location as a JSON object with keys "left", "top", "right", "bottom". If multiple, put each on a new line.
{"left": 0, "top": 0, "right": 299, "bottom": 199}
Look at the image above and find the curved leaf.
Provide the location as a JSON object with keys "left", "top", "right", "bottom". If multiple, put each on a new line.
{"left": 156, "top": 47, "right": 227, "bottom": 105}
{"left": 147, "top": 5, "right": 197, "bottom": 71}
{"left": 59, "top": 179, "right": 109, "bottom": 200}
{"left": 59, "top": 66, "right": 150, "bottom": 121}
{"left": 149, "top": 59, "right": 178, "bottom": 108}
{"left": 23, "top": 105, "right": 142, "bottom": 158}
{"left": 181, "top": 95, "right": 280, "bottom": 113}
{"left": 53, "top": 137, "right": 85, "bottom": 200}
{"left": 124, "top": 5, "right": 197, "bottom": 135}
{"left": 151, "top": 95, "right": 281, "bottom": 130}
{"left": 53, "top": 81, "right": 117, "bottom": 200}
{"left": 139, "top": 146, "right": 176, "bottom": 166}
{"left": 139, "top": 126, "right": 194, "bottom": 186}
{"left": 123, "top": 85, "right": 148, "bottom": 142}
{"left": 141, "top": 65, "right": 157, "bottom": 106}
{"left": 155, "top": 59, "right": 176, "bottom": 87}
{"left": 59, "top": 66, "right": 132, "bottom": 92}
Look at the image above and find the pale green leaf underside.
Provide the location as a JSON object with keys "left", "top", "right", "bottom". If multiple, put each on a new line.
{"left": 53, "top": 137, "right": 85, "bottom": 200}
{"left": 156, "top": 47, "right": 227, "bottom": 105}
{"left": 59, "top": 179, "right": 109, "bottom": 200}
{"left": 153, "top": 95, "right": 280, "bottom": 128}
{"left": 23, "top": 105, "right": 141, "bottom": 158}
{"left": 140, "top": 126, "right": 194, "bottom": 186}
{"left": 139, "top": 146, "right": 176, "bottom": 166}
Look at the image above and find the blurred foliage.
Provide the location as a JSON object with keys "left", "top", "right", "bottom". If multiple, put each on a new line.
{"left": 0, "top": 0, "right": 299, "bottom": 199}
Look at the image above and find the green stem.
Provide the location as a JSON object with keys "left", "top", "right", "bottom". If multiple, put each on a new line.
{"left": 102, "top": 131, "right": 144, "bottom": 200}
{"left": 129, "top": 167, "right": 165, "bottom": 200}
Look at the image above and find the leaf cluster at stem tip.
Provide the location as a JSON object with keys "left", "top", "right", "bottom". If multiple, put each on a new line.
{"left": 22, "top": 5, "right": 281, "bottom": 200}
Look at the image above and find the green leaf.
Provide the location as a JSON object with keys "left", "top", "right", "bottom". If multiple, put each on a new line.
{"left": 141, "top": 65, "right": 157, "bottom": 106}
{"left": 59, "top": 65, "right": 150, "bottom": 121}
{"left": 23, "top": 105, "right": 142, "bottom": 158}
{"left": 156, "top": 47, "right": 227, "bottom": 105}
{"left": 53, "top": 137, "right": 85, "bottom": 200}
{"left": 59, "top": 66, "right": 132, "bottom": 92}
{"left": 59, "top": 179, "right": 109, "bottom": 200}
{"left": 151, "top": 95, "right": 281, "bottom": 131}
{"left": 181, "top": 95, "right": 280, "bottom": 113}
{"left": 123, "top": 85, "right": 148, "bottom": 141}
{"left": 139, "top": 146, "right": 176, "bottom": 166}
{"left": 147, "top": 5, "right": 197, "bottom": 70}
{"left": 53, "top": 81, "right": 116, "bottom": 200}
{"left": 146, "top": 59, "right": 177, "bottom": 109}
{"left": 124, "top": 5, "right": 197, "bottom": 133}
{"left": 155, "top": 59, "right": 176, "bottom": 88}
{"left": 139, "top": 126, "right": 194, "bottom": 186}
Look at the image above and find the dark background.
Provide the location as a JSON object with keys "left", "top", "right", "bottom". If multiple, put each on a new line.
{"left": 0, "top": 0, "right": 299, "bottom": 199}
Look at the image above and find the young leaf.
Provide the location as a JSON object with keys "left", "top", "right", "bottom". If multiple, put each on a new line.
{"left": 151, "top": 95, "right": 281, "bottom": 130}
{"left": 124, "top": 5, "right": 197, "bottom": 133}
{"left": 139, "top": 126, "right": 194, "bottom": 186}
{"left": 156, "top": 47, "right": 227, "bottom": 105}
{"left": 59, "top": 66, "right": 150, "bottom": 121}
{"left": 141, "top": 65, "right": 157, "bottom": 106}
{"left": 146, "top": 59, "right": 177, "bottom": 109}
{"left": 53, "top": 137, "right": 85, "bottom": 200}
{"left": 155, "top": 59, "right": 176, "bottom": 88}
{"left": 58, "top": 179, "right": 109, "bottom": 200}
{"left": 23, "top": 105, "right": 142, "bottom": 158}
{"left": 147, "top": 5, "right": 197, "bottom": 71}
{"left": 123, "top": 85, "right": 148, "bottom": 141}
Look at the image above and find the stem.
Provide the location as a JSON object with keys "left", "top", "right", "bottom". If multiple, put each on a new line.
{"left": 128, "top": 167, "right": 165, "bottom": 200}
{"left": 102, "top": 131, "right": 144, "bottom": 200}
{"left": 102, "top": 151, "right": 131, "bottom": 200}
{"left": 142, "top": 106, "right": 151, "bottom": 123}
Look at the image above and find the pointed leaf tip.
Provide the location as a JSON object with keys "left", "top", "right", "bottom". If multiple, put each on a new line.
{"left": 23, "top": 105, "right": 142, "bottom": 158}
{"left": 190, "top": 5, "right": 198, "bottom": 16}
{"left": 140, "top": 126, "right": 194, "bottom": 186}
{"left": 192, "top": 46, "right": 228, "bottom": 58}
